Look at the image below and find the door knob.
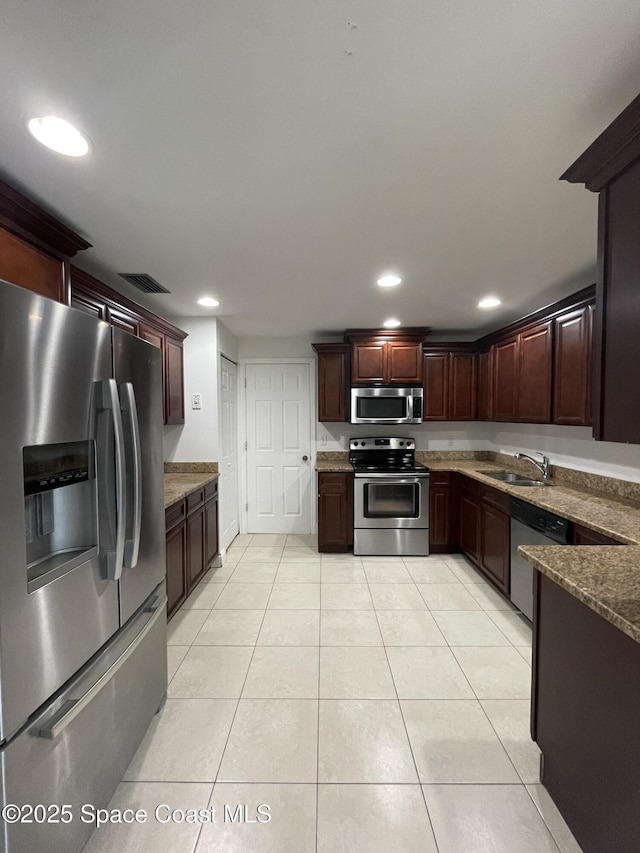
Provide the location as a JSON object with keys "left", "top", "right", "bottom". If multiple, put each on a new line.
{"left": 302, "top": 455, "right": 309, "bottom": 461}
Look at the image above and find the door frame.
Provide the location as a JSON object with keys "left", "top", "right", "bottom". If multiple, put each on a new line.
{"left": 239, "top": 357, "right": 316, "bottom": 535}
{"left": 218, "top": 353, "right": 239, "bottom": 551}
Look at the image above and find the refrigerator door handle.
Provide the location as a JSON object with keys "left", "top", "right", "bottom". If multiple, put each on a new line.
{"left": 120, "top": 382, "right": 143, "bottom": 569}
{"left": 37, "top": 596, "right": 167, "bottom": 740}
{"left": 100, "top": 378, "right": 127, "bottom": 580}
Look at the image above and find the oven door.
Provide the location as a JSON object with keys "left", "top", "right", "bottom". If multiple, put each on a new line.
{"left": 351, "top": 387, "right": 420, "bottom": 424}
{"left": 354, "top": 475, "right": 428, "bottom": 529}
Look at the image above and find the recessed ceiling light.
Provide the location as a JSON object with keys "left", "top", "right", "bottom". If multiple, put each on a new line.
{"left": 478, "top": 296, "right": 501, "bottom": 309}
{"left": 383, "top": 318, "right": 401, "bottom": 328}
{"left": 377, "top": 274, "right": 402, "bottom": 287}
{"left": 27, "top": 116, "right": 90, "bottom": 157}
{"left": 197, "top": 296, "right": 220, "bottom": 308}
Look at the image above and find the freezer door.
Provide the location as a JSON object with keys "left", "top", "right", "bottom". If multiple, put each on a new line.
{"left": 0, "top": 281, "right": 120, "bottom": 742}
{"left": 112, "top": 328, "right": 166, "bottom": 624}
{"left": 0, "top": 588, "right": 167, "bottom": 853}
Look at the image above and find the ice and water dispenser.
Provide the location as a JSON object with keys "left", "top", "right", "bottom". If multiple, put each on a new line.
{"left": 23, "top": 441, "right": 98, "bottom": 592}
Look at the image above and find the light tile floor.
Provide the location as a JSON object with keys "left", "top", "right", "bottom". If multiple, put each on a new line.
{"left": 84, "top": 535, "right": 583, "bottom": 853}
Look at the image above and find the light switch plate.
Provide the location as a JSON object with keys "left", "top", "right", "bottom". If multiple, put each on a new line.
{"left": 192, "top": 394, "right": 202, "bottom": 410}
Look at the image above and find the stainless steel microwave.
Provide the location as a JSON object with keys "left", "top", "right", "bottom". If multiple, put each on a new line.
{"left": 350, "top": 386, "right": 423, "bottom": 424}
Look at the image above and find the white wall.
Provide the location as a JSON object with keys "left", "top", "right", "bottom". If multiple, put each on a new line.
{"left": 317, "top": 421, "right": 492, "bottom": 451}
{"left": 317, "top": 418, "right": 640, "bottom": 482}
{"left": 163, "top": 318, "right": 238, "bottom": 462}
{"left": 238, "top": 336, "right": 317, "bottom": 359}
{"left": 487, "top": 422, "right": 640, "bottom": 483}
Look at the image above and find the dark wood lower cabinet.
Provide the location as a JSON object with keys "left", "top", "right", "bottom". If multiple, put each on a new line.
{"left": 429, "top": 473, "right": 458, "bottom": 552}
{"left": 479, "top": 500, "right": 510, "bottom": 593}
{"left": 459, "top": 482, "right": 510, "bottom": 591}
{"left": 205, "top": 485, "right": 219, "bottom": 567}
{"left": 318, "top": 471, "right": 353, "bottom": 553}
{"left": 165, "top": 479, "right": 219, "bottom": 620}
{"left": 532, "top": 572, "right": 640, "bottom": 853}
{"left": 572, "top": 523, "right": 622, "bottom": 545}
{"left": 187, "top": 507, "right": 206, "bottom": 589}
{"left": 459, "top": 485, "right": 481, "bottom": 563}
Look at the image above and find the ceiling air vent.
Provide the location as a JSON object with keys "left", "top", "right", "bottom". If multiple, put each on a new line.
{"left": 118, "top": 273, "right": 170, "bottom": 294}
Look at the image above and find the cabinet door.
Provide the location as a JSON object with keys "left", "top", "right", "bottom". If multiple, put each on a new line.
{"left": 477, "top": 349, "right": 494, "bottom": 421}
{"left": 166, "top": 520, "right": 187, "bottom": 619}
{"left": 429, "top": 473, "right": 457, "bottom": 552}
{"left": 205, "top": 498, "right": 219, "bottom": 567}
{"left": 140, "top": 324, "right": 167, "bottom": 422}
{"left": 318, "top": 472, "right": 351, "bottom": 552}
{"left": 595, "top": 159, "right": 640, "bottom": 442}
{"left": 165, "top": 336, "right": 185, "bottom": 424}
{"left": 480, "top": 502, "right": 510, "bottom": 592}
{"left": 449, "top": 353, "right": 477, "bottom": 420}
{"left": 186, "top": 507, "right": 206, "bottom": 591}
{"left": 387, "top": 342, "right": 422, "bottom": 384}
{"left": 316, "top": 346, "right": 350, "bottom": 421}
{"left": 0, "top": 226, "right": 65, "bottom": 302}
{"left": 70, "top": 285, "right": 107, "bottom": 319}
{"left": 422, "top": 353, "right": 449, "bottom": 420}
{"left": 352, "top": 343, "right": 386, "bottom": 383}
{"left": 106, "top": 306, "right": 140, "bottom": 336}
{"left": 493, "top": 338, "right": 519, "bottom": 422}
{"left": 518, "top": 321, "right": 552, "bottom": 423}
{"left": 572, "top": 523, "right": 621, "bottom": 546}
{"left": 459, "top": 491, "right": 481, "bottom": 562}
{"left": 553, "top": 306, "right": 592, "bottom": 426}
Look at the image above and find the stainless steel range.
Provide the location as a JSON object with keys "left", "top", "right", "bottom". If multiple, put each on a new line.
{"left": 350, "top": 437, "right": 430, "bottom": 556}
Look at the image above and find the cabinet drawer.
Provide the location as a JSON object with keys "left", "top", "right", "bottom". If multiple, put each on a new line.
{"left": 482, "top": 485, "right": 510, "bottom": 513}
{"left": 165, "top": 499, "right": 186, "bottom": 531}
{"left": 187, "top": 488, "right": 206, "bottom": 514}
{"left": 430, "top": 472, "right": 452, "bottom": 487}
{"left": 205, "top": 479, "right": 219, "bottom": 501}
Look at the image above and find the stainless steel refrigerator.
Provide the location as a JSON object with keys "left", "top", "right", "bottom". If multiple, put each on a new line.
{"left": 0, "top": 278, "right": 167, "bottom": 852}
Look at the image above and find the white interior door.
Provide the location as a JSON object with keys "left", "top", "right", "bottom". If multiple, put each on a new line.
{"left": 219, "top": 356, "right": 239, "bottom": 549}
{"left": 245, "top": 362, "right": 312, "bottom": 534}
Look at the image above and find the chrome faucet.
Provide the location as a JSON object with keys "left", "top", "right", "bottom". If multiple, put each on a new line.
{"left": 514, "top": 451, "right": 550, "bottom": 480}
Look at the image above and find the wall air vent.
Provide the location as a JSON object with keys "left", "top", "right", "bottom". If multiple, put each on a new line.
{"left": 117, "top": 273, "right": 170, "bottom": 294}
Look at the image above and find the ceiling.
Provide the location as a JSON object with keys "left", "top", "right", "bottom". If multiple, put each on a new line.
{"left": 1, "top": 1, "right": 640, "bottom": 339}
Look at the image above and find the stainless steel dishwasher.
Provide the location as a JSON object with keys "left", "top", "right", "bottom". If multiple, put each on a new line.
{"left": 510, "top": 497, "right": 571, "bottom": 620}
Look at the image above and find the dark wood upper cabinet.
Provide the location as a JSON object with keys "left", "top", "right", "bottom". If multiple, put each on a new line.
{"left": 553, "top": 305, "right": 592, "bottom": 426}
{"left": 493, "top": 337, "right": 519, "bottom": 422}
{"left": 352, "top": 343, "right": 387, "bottom": 383}
{"left": 347, "top": 329, "right": 428, "bottom": 385}
{"left": 477, "top": 348, "right": 494, "bottom": 421}
{"left": 165, "top": 337, "right": 185, "bottom": 425}
{"left": 562, "top": 93, "right": 640, "bottom": 443}
{"left": 422, "top": 348, "right": 476, "bottom": 421}
{"left": 387, "top": 341, "right": 423, "bottom": 384}
{"left": 0, "top": 179, "right": 90, "bottom": 304}
{"left": 312, "top": 343, "right": 351, "bottom": 422}
{"left": 449, "top": 352, "right": 477, "bottom": 420}
{"left": 518, "top": 321, "right": 553, "bottom": 423}
{"left": 71, "top": 267, "right": 187, "bottom": 426}
{"left": 423, "top": 353, "right": 449, "bottom": 420}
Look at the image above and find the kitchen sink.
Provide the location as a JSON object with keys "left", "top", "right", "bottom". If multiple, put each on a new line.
{"left": 478, "top": 470, "right": 547, "bottom": 487}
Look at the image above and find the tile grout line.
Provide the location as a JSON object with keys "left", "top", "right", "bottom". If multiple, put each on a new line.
{"left": 361, "top": 561, "right": 442, "bottom": 853}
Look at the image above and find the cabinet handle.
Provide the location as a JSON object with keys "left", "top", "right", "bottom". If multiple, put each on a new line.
{"left": 302, "top": 455, "right": 309, "bottom": 461}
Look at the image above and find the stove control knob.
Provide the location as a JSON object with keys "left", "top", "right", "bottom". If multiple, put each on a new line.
{"left": 399, "top": 441, "right": 404, "bottom": 446}
{"left": 361, "top": 441, "right": 366, "bottom": 446}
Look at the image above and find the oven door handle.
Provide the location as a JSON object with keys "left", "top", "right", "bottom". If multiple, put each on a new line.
{"left": 355, "top": 475, "right": 430, "bottom": 483}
